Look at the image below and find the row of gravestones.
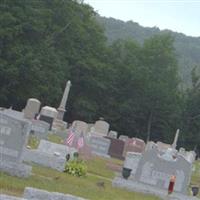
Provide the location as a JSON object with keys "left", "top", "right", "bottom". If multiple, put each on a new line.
{"left": 85, "top": 135, "right": 145, "bottom": 160}
{"left": 113, "top": 143, "right": 197, "bottom": 199}
{"left": 60, "top": 120, "right": 146, "bottom": 160}
{"left": 0, "top": 187, "right": 87, "bottom": 200}
{"left": 0, "top": 111, "right": 77, "bottom": 177}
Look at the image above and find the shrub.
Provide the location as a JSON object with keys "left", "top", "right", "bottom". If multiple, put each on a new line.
{"left": 64, "top": 159, "right": 87, "bottom": 177}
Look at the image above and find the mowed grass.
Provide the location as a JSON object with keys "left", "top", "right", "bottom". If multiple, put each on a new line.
{"left": 0, "top": 157, "right": 160, "bottom": 200}
{"left": 191, "top": 160, "right": 200, "bottom": 197}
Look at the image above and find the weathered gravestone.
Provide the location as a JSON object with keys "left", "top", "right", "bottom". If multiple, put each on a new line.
{"left": 123, "top": 152, "right": 142, "bottom": 177}
{"left": 30, "top": 120, "right": 50, "bottom": 139}
{"left": 134, "top": 148, "right": 192, "bottom": 194}
{"left": 157, "top": 141, "right": 172, "bottom": 153}
{"left": 105, "top": 137, "right": 125, "bottom": 160}
{"left": 108, "top": 130, "right": 118, "bottom": 139}
{"left": 0, "top": 112, "right": 32, "bottom": 177}
{"left": 23, "top": 140, "right": 77, "bottom": 171}
{"left": 39, "top": 106, "right": 58, "bottom": 129}
{"left": 23, "top": 98, "right": 41, "bottom": 119}
{"left": 38, "top": 140, "right": 77, "bottom": 158}
{"left": 72, "top": 120, "right": 88, "bottom": 134}
{"left": 3, "top": 108, "right": 24, "bottom": 120}
{"left": 78, "top": 143, "right": 93, "bottom": 160}
{"left": 93, "top": 120, "right": 110, "bottom": 136}
{"left": 119, "top": 135, "right": 129, "bottom": 142}
{"left": 89, "top": 136, "right": 111, "bottom": 158}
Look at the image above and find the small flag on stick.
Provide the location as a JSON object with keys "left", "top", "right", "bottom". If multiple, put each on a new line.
{"left": 77, "top": 132, "right": 84, "bottom": 150}
{"left": 65, "top": 126, "right": 75, "bottom": 146}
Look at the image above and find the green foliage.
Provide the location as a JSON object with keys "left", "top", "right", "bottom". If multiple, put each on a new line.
{"left": 1, "top": 0, "right": 199, "bottom": 154}
{"left": 96, "top": 16, "right": 200, "bottom": 87}
{"left": 27, "top": 135, "right": 40, "bottom": 149}
{"left": 0, "top": 160, "right": 159, "bottom": 200}
{"left": 64, "top": 159, "right": 87, "bottom": 177}
{"left": 47, "top": 134, "right": 63, "bottom": 144}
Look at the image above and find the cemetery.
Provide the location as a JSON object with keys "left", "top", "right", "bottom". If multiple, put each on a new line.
{"left": 0, "top": 80, "right": 200, "bottom": 200}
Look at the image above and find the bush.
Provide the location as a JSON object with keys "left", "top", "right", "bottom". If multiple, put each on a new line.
{"left": 64, "top": 159, "right": 87, "bottom": 177}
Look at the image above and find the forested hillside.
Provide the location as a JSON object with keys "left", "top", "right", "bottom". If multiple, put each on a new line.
{"left": 0, "top": 0, "right": 199, "bottom": 154}
{"left": 96, "top": 16, "right": 200, "bottom": 87}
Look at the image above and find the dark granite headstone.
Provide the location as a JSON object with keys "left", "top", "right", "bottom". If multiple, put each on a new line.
{"left": 123, "top": 138, "right": 145, "bottom": 157}
{"left": 105, "top": 137, "right": 125, "bottom": 160}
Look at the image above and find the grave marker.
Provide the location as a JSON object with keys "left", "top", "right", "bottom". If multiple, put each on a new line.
{"left": 0, "top": 112, "right": 32, "bottom": 177}
{"left": 90, "top": 136, "right": 110, "bottom": 158}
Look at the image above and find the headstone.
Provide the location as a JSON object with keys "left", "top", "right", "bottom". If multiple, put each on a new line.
{"left": 87, "top": 123, "right": 94, "bottom": 133}
{"left": 78, "top": 143, "right": 93, "bottom": 160}
{"left": 105, "top": 137, "right": 125, "bottom": 160}
{"left": 123, "top": 152, "right": 142, "bottom": 176}
{"left": 3, "top": 108, "right": 24, "bottom": 120}
{"left": 53, "top": 129, "right": 67, "bottom": 139}
{"left": 72, "top": 120, "right": 88, "bottom": 134}
{"left": 37, "top": 140, "right": 76, "bottom": 158}
{"left": 23, "top": 140, "right": 77, "bottom": 171}
{"left": 39, "top": 106, "right": 58, "bottom": 129}
{"left": 157, "top": 141, "right": 171, "bottom": 152}
{"left": 0, "top": 194, "right": 26, "bottom": 200}
{"left": 134, "top": 148, "right": 192, "bottom": 194}
{"left": 145, "top": 141, "right": 157, "bottom": 151}
{"left": 0, "top": 112, "right": 32, "bottom": 177}
{"left": 23, "top": 187, "right": 87, "bottom": 200}
{"left": 89, "top": 136, "right": 111, "bottom": 158}
{"left": 108, "top": 130, "right": 118, "bottom": 138}
{"left": 123, "top": 138, "right": 145, "bottom": 157}
{"left": 119, "top": 135, "right": 129, "bottom": 142}
{"left": 23, "top": 98, "right": 41, "bottom": 119}
{"left": 93, "top": 120, "right": 109, "bottom": 136}
{"left": 185, "top": 151, "right": 196, "bottom": 163}
{"left": 30, "top": 120, "right": 50, "bottom": 139}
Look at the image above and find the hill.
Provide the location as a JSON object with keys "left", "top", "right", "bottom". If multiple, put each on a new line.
{"left": 96, "top": 16, "right": 200, "bottom": 87}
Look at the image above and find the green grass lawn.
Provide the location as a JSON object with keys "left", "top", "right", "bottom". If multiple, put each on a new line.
{"left": 0, "top": 157, "right": 159, "bottom": 200}
{"left": 2, "top": 134, "right": 199, "bottom": 199}
{"left": 190, "top": 160, "right": 200, "bottom": 197}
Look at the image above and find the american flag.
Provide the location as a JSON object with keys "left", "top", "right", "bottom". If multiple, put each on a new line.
{"left": 77, "top": 132, "right": 84, "bottom": 150}
{"left": 132, "top": 139, "right": 136, "bottom": 145}
{"left": 65, "top": 127, "right": 75, "bottom": 146}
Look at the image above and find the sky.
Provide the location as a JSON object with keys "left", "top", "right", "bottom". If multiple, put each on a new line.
{"left": 84, "top": 0, "right": 200, "bottom": 37}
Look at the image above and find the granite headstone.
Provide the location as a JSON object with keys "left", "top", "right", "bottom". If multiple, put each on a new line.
{"left": 0, "top": 112, "right": 32, "bottom": 177}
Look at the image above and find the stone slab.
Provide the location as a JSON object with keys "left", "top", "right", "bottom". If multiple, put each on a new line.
{"left": 0, "top": 160, "right": 32, "bottom": 178}
{"left": 89, "top": 136, "right": 110, "bottom": 157}
{"left": 134, "top": 148, "right": 192, "bottom": 194}
{"left": 112, "top": 177, "right": 199, "bottom": 200}
{"left": 38, "top": 140, "right": 77, "bottom": 159}
{"left": 0, "top": 112, "right": 31, "bottom": 163}
{"left": 23, "top": 149, "right": 66, "bottom": 171}
{"left": 0, "top": 194, "right": 27, "bottom": 200}
{"left": 23, "top": 187, "right": 87, "bottom": 200}
{"left": 30, "top": 120, "right": 50, "bottom": 139}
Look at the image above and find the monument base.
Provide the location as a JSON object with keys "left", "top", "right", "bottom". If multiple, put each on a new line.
{"left": 23, "top": 149, "right": 66, "bottom": 172}
{"left": 112, "top": 177, "right": 198, "bottom": 200}
{"left": 0, "top": 160, "right": 32, "bottom": 178}
{"left": 52, "top": 119, "right": 67, "bottom": 131}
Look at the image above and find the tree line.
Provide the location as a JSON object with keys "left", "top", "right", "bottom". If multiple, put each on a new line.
{"left": 0, "top": 0, "right": 199, "bottom": 154}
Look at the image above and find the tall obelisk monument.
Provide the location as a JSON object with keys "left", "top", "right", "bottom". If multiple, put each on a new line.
{"left": 172, "top": 129, "right": 180, "bottom": 149}
{"left": 57, "top": 80, "right": 72, "bottom": 120}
